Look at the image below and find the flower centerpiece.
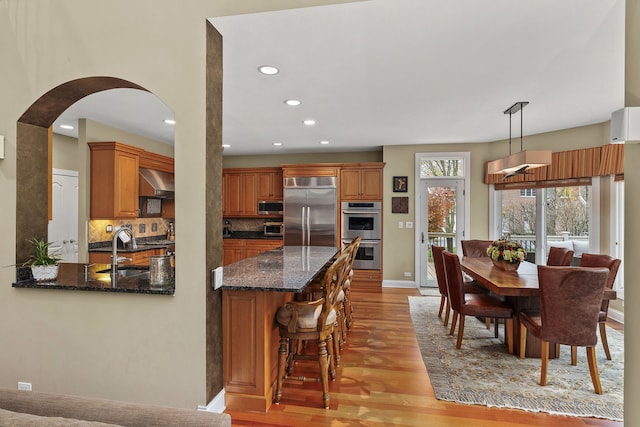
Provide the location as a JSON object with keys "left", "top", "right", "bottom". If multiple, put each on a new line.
{"left": 486, "top": 239, "right": 526, "bottom": 271}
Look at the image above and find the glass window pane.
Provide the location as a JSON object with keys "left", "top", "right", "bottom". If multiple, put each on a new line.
{"left": 500, "top": 188, "right": 536, "bottom": 260}
{"left": 420, "top": 159, "right": 464, "bottom": 178}
{"left": 546, "top": 186, "right": 590, "bottom": 262}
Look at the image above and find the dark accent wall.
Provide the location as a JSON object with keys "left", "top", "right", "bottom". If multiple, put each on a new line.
{"left": 205, "top": 21, "right": 225, "bottom": 403}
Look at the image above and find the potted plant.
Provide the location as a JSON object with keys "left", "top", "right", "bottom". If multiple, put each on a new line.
{"left": 25, "top": 238, "right": 61, "bottom": 281}
{"left": 486, "top": 239, "right": 526, "bottom": 271}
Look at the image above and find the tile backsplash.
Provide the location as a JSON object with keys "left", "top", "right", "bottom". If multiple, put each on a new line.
{"left": 89, "top": 218, "right": 173, "bottom": 243}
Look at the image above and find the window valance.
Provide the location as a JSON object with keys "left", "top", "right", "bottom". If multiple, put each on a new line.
{"left": 485, "top": 144, "right": 623, "bottom": 186}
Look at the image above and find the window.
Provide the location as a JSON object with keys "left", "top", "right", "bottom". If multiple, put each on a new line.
{"left": 493, "top": 181, "right": 598, "bottom": 264}
{"left": 419, "top": 159, "right": 464, "bottom": 178}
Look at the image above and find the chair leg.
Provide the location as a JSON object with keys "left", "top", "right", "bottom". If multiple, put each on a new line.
{"left": 455, "top": 315, "right": 465, "bottom": 349}
{"left": 449, "top": 311, "right": 458, "bottom": 336}
{"left": 326, "top": 334, "right": 336, "bottom": 380}
{"left": 540, "top": 340, "right": 549, "bottom": 386}
{"left": 443, "top": 298, "right": 451, "bottom": 327}
{"left": 438, "top": 295, "right": 446, "bottom": 317}
{"left": 344, "top": 289, "right": 353, "bottom": 330}
{"left": 317, "top": 339, "right": 331, "bottom": 409}
{"left": 332, "top": 322, "right": 341, "bottom": 367}
{"left": 571, "top": 346, "right": 578, "bottom": 366}
{"left": 505, "top": 318, "right": 513, "bottom": 354}
{"left": 519, "top": 322, "right": 527, "bottom": 359}
{"left": 494, "top": 317, "right": 499, "bottom": 338}
{"left": 555, "top": 343, "right": 560, "bottom": 357}
{"left": 599, "top": 322, "right": 612, "bottom": 360}
{"left": 586, "top": 346, "right": 603, "bottom": 394}
{"left": 485, "top": 317, "right": 491, "bottom": 330}
{"left": 274, "top": 336, "right": 288, "bottom": 404}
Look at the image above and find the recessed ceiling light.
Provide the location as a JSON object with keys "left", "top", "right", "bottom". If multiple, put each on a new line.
{"left": 285, "top": 99, "right": 301, "bottom": 106}
{"left": 222, "top": 144, "right": 230, "bottom": 149}
{"left": 273, "top": 142, "right": 283, "bottom": 147}
{"left": 258, "top": 65, "right": 279, "bottom": 75}
{"left": 303, "top": 119, "right": 316, "bottom": 126}
{"left": 320, "top": 140, "right": 330, "bottom": 145}
{"left": 163, "top": 119, "right": 176, "bottom": 125}
{"left": 59, "top": 124, "right": 74, "bottom": 130}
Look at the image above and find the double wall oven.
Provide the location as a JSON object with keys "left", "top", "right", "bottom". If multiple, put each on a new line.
{"left": 341, "top": 201, "right": 381, "bottom": 270}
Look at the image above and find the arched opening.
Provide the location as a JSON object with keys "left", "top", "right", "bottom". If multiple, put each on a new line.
{"left": 16, "top": 77, "right": 149, "bottom": 263}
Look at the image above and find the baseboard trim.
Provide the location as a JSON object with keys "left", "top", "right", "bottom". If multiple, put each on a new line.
{"left": 198, "top": 389, "right": 226, "bottom": 413}
{"left": 608, "top": 307, "right": 624, "bottom": 324}
{"left": 382, "top": 279, "right": 417, "bottom": 288}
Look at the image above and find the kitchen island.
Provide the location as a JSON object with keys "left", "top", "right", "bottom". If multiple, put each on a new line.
{"left": 221, "top": 245, "right": 338, "bottom": 412}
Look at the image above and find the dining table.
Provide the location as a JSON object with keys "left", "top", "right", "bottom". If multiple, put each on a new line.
{"left": 459, "top": 257, "right": 616, "bottom": 358}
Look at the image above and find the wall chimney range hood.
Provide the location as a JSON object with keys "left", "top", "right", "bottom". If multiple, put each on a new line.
{"left": 139, "top": 168, "right": 175, "bottom": 198}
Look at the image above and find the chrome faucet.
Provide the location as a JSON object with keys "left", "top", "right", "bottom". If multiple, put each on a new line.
{"left": 111, "top": 226, "right": 137, "bottom": 280}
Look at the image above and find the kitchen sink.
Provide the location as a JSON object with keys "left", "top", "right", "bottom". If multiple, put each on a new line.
{"left": 97, "top": 266, "right": 150, "bottom": 278}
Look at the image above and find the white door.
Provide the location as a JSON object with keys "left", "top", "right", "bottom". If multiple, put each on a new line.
{"left": 418, "top": 178, "right": 465, "bottom": 287}
{"left": 48, "top": 169, "right": 79, "bottom": 263}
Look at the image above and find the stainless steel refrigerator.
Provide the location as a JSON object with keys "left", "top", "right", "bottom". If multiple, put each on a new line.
{"left": 283, "top": 176, "right": 337, "bottom": 247}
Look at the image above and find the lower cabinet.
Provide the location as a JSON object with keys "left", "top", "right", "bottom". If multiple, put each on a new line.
{"left": 88, "top": 248, "right": 164, "bottom": 266}
{"left": 223, "top": 239, "right": 282, "bottom": 266}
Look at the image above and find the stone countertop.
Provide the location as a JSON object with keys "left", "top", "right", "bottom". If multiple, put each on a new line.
{"left": 221, "top": 245, "right": 339, "bottom": 292}
{"left": 12, "top": 263, "right": 175, "bottom": 295}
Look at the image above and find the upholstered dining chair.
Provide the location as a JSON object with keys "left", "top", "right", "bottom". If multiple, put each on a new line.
{"left": 518, "top": 266, "right": 609, "bottom": 394}
{"left": 274, "top": 251, "right": 350, "bottom": 409}
{"left": 461, "top": 239, "right": 493, "bottom": 258}
{"left": 432, "top": 245, "right": 487, "bottom": 329}
{"left": 461, "top": 239, "right": 499, "bottom": 333}
{"left": 441, "top": 250, "right": 514, "bottom": 351}
{"left": 574, "top": 253, "right": 622, "bottom": 362}
{"left": 546, "top": 246, "right": 574, "bottom": 266}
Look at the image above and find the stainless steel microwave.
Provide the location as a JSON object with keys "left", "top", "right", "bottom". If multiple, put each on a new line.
{"left": 258, "top": 200, "right": 283, "bottom": 215}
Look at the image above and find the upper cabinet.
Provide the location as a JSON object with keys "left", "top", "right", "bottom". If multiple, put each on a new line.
{"left": 223, "top": 170, "right": 257, "bottom": 217}
{"left": 256, "top": 168, "right": 283, "bottom": 201}
{"left": 340, "top": 163, "right": 384, "bottom": 200}
{"left": 89, "top": 141, "right": 175, "bottom": 219}
{"left": 89, "top": 142, "right": 143, "bottom": 219}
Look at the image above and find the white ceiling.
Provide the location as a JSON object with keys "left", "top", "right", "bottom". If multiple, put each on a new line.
{"left": 53, "top": 0, "right": 625, "bottom": 155}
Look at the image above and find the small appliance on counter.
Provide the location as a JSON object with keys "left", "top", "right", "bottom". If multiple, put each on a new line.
{"left": 223, "top": 220, "right": 232, "bottom": 237}
{"left": 264, "top": 221, "right": 284, "bottom": 237}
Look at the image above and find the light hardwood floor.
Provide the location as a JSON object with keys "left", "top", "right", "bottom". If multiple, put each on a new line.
{"left": 226, "top": 283, "right": 623, "bottom": 427}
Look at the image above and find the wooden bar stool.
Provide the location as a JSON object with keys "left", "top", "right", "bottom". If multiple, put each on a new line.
{"left": 273, "top": 252, "right": 350, "bottom": 409}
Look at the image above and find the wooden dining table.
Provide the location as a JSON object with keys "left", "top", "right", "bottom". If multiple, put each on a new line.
{"left": 459, "top": 257, "right": 616, "bottom": 358}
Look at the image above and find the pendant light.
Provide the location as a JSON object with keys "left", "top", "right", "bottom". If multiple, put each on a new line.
{"left": 487, "top": 101, "right": 551, "bottom": 178}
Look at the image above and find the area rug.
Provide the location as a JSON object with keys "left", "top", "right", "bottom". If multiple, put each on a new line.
{"left": 408, "top": 296, "right": 624, "bottom": 421}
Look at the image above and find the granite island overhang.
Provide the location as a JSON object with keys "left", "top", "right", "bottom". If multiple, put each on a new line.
{"left": 220, "top": 245, "right": 339, "bottom": 412}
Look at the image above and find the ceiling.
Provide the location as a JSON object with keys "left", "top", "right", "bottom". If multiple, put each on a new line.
{"left": 53, "top": 0, "right": 625, "bottom": 156}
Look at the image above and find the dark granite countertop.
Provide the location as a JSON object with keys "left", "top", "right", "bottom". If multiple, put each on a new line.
{"left": 221, "top": 245, "right": 338, "bottom": 292}
{"left": 12, "top": 263, "right": 175, "bottom": 295}
{"left": 223, "top": 231, "right": 282, "bottom": 240}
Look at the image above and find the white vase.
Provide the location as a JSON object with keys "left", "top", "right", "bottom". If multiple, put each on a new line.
{"left": 31, "top": 265, "right": 59, "bottom": 281}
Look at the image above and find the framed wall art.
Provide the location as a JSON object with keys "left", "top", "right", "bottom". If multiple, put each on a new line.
{"left": 393, "top": 176, "right": 408, "bottom": 192}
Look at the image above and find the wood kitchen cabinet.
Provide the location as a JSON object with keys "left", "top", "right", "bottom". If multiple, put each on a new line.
{"left": 256, "top": 168, "right": 283, "bottom": 201}
{"left": 88, "top": 248, "right": 164, "bottom": 266}
{"left": 223, "top": 170, "right": 257, "bottom": 217}
{"left": 340, "top": 164, "right": 383, "bottom": 200}
{"left": 89, "top": 142, "right": 143, "bottom": 219}
{"left": 223, "top": 239, "right": 282, "bottom": 266}
{"left": 244, "top": 240, "right": 282, "bottom": 258}
{"left": 222, "top": 239, "right": 244, "bottom": 266}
